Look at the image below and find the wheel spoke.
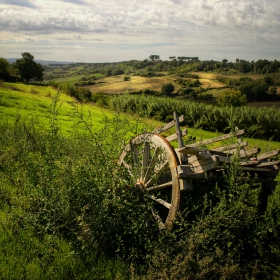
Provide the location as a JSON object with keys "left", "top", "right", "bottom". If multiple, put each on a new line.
{"left": 151, "top": 207, "right": 165, "bottom": 229}
{"left": 132, "top": 145, "right": 139, "bottom": 166}
{"left": 145, "top": 160, "right": 168, "bottom": 188}
{"left": 141, "top": 142, "right": 150, "bottom": 181}
{"left": 143, "top": 147, "right": 159, "bottom": 183}
{"left": 146, "top": 181, "right": 173, "bottom": 192}
{"left": 122, "top": 160, "right": 135, "bottom": 180}
{"left": 149, "top": 195, "right": 171, "bottom": 209}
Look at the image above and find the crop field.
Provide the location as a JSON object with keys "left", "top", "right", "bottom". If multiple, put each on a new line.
{"left": 85, "top": 74, "right": 181, "bottom": 94}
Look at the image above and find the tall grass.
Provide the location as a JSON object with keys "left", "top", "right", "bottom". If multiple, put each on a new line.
{"left": 0, "top": 93, "right": 280, "bottom": 279}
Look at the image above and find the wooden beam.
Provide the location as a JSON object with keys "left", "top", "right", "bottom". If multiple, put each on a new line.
{"left": 212, "top": 141, "right": 248, "bottom": 152}
{"left": 257, "top": 160, "right": 280, "bottom": 167}
{"left": 257, "top": 150, "right": 279, "bottom": 161}
{"left": 151, "top": 115, "right": 185, "bottom": 134}
{"left": 178, "top": 146, "right": 207, "bottom": 155}
{"left": 187, "top": 129, "right": 245, "bottom": 147}
{"left": 166, "top": 129, "right": 188, "bottom": 142}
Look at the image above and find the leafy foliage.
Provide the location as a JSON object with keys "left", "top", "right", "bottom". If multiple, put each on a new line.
{"left": 110, "top": 95, "right": 280, "bottom": 140}
{"left": 218, "top": 89, "right": 248, "bottom": 107}
{"left": 0, "top": 93, "right": 280, "bottom": 278}
{"left": 13, "top": 52, "right": 44, "bottom": 83}
{"left": 162, "top": 83, "right": 175, "bottom": 96}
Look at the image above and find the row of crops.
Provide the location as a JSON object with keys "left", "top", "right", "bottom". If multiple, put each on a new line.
{"left": 110, "top": 95, "right": 280, "bottom": 141}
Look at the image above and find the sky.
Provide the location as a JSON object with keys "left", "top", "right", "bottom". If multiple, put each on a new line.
{"left": 0, "top": 0, "right": 280, "bottom": 63}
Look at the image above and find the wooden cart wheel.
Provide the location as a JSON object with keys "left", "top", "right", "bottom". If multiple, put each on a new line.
{"left": 118, "top": 133, "right": 181, "bottom": 229}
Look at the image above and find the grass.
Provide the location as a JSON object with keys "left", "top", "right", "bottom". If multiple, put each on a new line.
{"left": 1, "top": 80, "right": 280, "bottom": 279}
{"left": 0, "top": 82, "right": 113, "bottom": 134}
{"left": 1, "top": 80, "right": 279, "bottom": 151}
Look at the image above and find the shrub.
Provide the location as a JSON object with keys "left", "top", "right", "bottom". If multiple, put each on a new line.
{"left": 162, "top": 83, "right": 174, "bottom": 96}
{"left": 218, "top": 90, "right": 247, "bottom": 107}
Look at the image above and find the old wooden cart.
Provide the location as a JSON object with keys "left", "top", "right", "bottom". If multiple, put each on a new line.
{"left": 118, "top": 112, "right": 280, "bottom": 229}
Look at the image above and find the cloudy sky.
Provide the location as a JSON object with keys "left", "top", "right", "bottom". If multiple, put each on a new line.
{"left": 0, "top": 0, "right": 280, "bottom": 63}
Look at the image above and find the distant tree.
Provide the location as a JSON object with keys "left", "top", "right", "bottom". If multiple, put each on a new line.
{"left": 106, "top": 69, "right": 112, "bottom": 76}
{"left": 13, "top": 52, "right": 44, "bottom": 83}
{"left": 0, "top": 57, "right": 9, "bottom": 74}
{"left": 149, "top": 55, "right": 160, "bottom": 61}
{"left": 162, "top": 83, "right": 174, "bottom": 96}
{"left": 240, "top": 80, "right": 269, "bottom": 101}
{"left": 238, "top": 60, "right": 252, "bottom": 73}
{"left": 218, "top": 90, "right": 247, "bottom": 107}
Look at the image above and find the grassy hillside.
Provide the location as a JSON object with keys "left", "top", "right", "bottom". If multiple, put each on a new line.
{"left": 0, "top": 81, "right": 116, "bottom": 134}
{"left": 1, "top": 81, "right": 280, "bottom": 152}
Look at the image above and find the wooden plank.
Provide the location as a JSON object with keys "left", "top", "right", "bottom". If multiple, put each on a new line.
{"left": 239, "top": 148, "right": 261, "bottom": 158}
{"left": 187, "top": 129, "right": 245, "bottom": 147}
{"left": 166, "top": 129, "right": 187, "bottom": 142}
{"left": 240, "top": 166, "right": 272, "bottom": 172}
{"left": 257, "top": 150, "right": 279, "bottom": 161}
{"left": 151, "top": 115, "right": 185, "bottom": 134}
{"left": 240, "top": 160, "right": 260, "bottom": 166}
{"left": 212, "top": 141, "right": 248, "bottom": 152}
{"left": 216, "top": 155, "right": 232, "bottom": 164}
{"left": 193, "top": 162, "right": 219, "bottom": 173}
{"left": 188, "top": 155, "right": 219, "bottom": 173}
{"left": 257, "top": 160, "right": 280, "bottom": 167}
{"left": 178, "top": 146, "right": 207, "bottom": 155}
{"left": 173, "top": 112, "right": 184, "bottom": 148}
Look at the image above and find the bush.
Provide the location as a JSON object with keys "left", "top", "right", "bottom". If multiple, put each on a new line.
{"left": 162, "top": 83, "right": 174, "bottom": 96}
{"left": 218, "top": 90, "right": 247, "bottom": 107}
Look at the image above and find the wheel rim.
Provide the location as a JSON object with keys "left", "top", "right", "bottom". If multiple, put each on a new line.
{"left": 118, "top": 133, "right": 181, "bottom": 229}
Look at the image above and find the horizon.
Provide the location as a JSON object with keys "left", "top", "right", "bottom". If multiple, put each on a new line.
{"left": 1, "top": 0, "right": 280, "bottom": 63}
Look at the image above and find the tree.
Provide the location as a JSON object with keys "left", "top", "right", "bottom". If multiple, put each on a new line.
{"left": 0, "top": 57, "right": 9, "bottom": 74}
{"left": 13, "top": 52, "right": 44, "bottom": 83}
{"left": 218, "top": 90, "right": 247, "bottom": 107}
{"left": 240, "top": 80, "right": 269, "bottom": 101}
{"left": 162, "top": 83, "right": 174, "bottom": 96}
{"left": 149, "top": 55, "right": 160, "bottom": 61}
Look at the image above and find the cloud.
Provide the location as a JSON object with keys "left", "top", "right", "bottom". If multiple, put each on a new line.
{"left": 57, "top": 0, "right": 88, "bottom": 5}
{"left": 0, "top": 0, "right": 37, "bottom": 8}
{"left": 16, "top": 36, "right": 36, "bottom": 42}
{"left": 1, "top": 0, "right": 280, "bottom": 62}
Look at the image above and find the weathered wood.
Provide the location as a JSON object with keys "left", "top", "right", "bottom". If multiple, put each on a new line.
{"left": 149, "top": 195, "right": 171, "bottom": 209}
{"left": 146, "top": 181, "right": 173, "bottom": 192}
{"left": 212, "top": 141, "right": 248, "bottom": 152}
{"left": 178, "top": 146, "right": 207, "bottom": 155}
{"left": 173, "top": 112, "right": 187, "bottom": 164}
{"left": 240, "top": 160, "right": 260, "bottom": 166}
{"left": 257, "top": 160, "right": 280, "bottom": 167}
{"left": 187, "top": 129, "right": 245, "bottom": 147}
{"left": 239, "top": 148, "right": 261, "bottom": 158}
{"left": 257, "top": 150, "right": 279, "bottom": 161}
{"left": 188, "top": 155, "right": 220, "bottom": 173}
{"left": 151, "top": 115, "right": 185, "bottom": 134}
{"left": 176, "top": 165, "right": 193, "bottom": 178}
{"left": 166, "top": 129, "right": 188, "bottom": 142}
{"left": 240, "top": 166, "right": 272, "bottom": 172}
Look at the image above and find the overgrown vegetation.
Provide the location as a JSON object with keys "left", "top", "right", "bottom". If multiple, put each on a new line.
{"left": 0, "top": 94, "right": 280, "bottom": 279}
